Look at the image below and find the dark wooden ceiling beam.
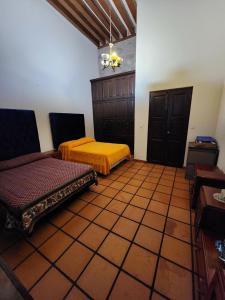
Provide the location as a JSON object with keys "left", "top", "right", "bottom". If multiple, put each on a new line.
{"left": 64, "top": 0, "right": 107, "bottom": 43}
{"left": 47, "top": 0, "right": 100, "bottom": 46}
{"left": 73, "top": 0, "right": 109, "bottom": 41}
{"left": 96, "top": 0, "right": 127, "bottom": 38}
{"left": 125, "top": 0, "right": 136, "bottom": 22}
{"left": 112, "top": 0, "right": 135, "bottom": 34}
{"left": 84, "top": 0, "right": 120, "bottom": 40}
{"left": 60, "top": 0, "right": 106, "bottom": 44}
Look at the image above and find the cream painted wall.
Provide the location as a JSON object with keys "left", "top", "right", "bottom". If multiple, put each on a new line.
{"left": 135, "top": 0, "right": 225, "bottom": 163}
{"left": 216, "top": 82, "right": 225, "bottom": 172}
{"left": 0, "top": 0, "right": 98, "bottom": 151}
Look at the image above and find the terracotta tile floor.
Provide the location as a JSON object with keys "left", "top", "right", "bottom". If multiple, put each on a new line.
{"left": 0, "top": 160, "right": 195, "bottom": 300}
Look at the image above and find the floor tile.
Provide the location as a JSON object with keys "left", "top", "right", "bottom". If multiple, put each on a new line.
{"left": 50, "top": 209, "right": 74, "bottom": 228}
{"left": 1, "top": 240, "right": 34, "bottom": 269}
{"left": 56, "top": 242, "right": 93, "bottom": 280}
{"left": 102, "top": 187, "right": 119, "bottom": 198}
{"left": 168, "top": 205, "right": 190, "bottom": 224}
{"left": 122, "top": 205, "right": 145, "bottom": 222}
{"left": 135, "top": 225, "right": 162, "bottom": 254}
{"left": 90, "top": 184, "right": 107, "bottom": 193}
{"left": 156, "top": 184, "right": 172, "bottom": 195}
{"left": 145, "top": 176, "right": 159, "bottom": 184}
{"left": 112, "top": 217, "right": 138, "bottom": 240}
{"left": 79, "top": 191, "right": 98, "bottom": 202}
{"left": 122, "top": 184, "right": 139, "bottom": 194}
{"left": 30, "top": 267, "right": 72, "bottom": 300}
{"left": 106, "top": 199, "right": 127, "bottom": 214}
{"left": 117, "top": 176, "right": 130, "bottom": 184}
{"left": 109, "top": 271, "right": 150, "bottom": 300}
{"left": 78, "top": 255, "right": 118, "bottom": 300}
{"left": 129, "top": 179, "right": 143, "bottom": 187}
{"left": 27, "top": 222, "right": 57, "bottom": 248}
{"left": 114, "top": 190, "right": 133, "bottom": 203}
{"left": 14, "top": 252, "right": 50, "bottom": 289}
{"left": 0, "top": 231, "right": 21, "bottom": 254}
{"left": 152, "top": 291, "right": 167, "bottom": 299}
{"left": 79, "top": 204, "right": 102, "bottom": 221}
{"left": 39, "top": 231, "right": 73, "bottom": 262}
{"left": 62, "top": 215, "right": 90, "bottom": 238}
{"left": 141, "top": 181, "right": 157, "bottom": 191}
{"left": 91, "top": 194, "right": 112, "bottom": 208}
{"left": 148, "top": 200, "right": 168, "bottom": 216}
{"left": 65, "top": 286, "right": 89, "bottom": 300}
{"left": 155, "top": 258, "right": 192, "bottom": 300}
{"left": 170, "top": 195, "right": 190, "bottom": 210}
{"left": 174, "top": 182, "right": 189, "bottom": 191}
{"left": 152, "top": 192, "right": 170, "bottom": 204}
{"left": 67, "top": 199, "right": 87, "bottom": 214}
{"left": 94, "top": 210, "right": 119, "bottom": 230}
{"left": 133, "top": 174, "right": 146, "bottom": 181}
{"left": 98, "top": 233, "right": 130, "bottom": 266}
{"left": 110, "top": 181, "right": 126, "bottom": 190}
{"left": 165, "top": 218, "right": 190, "bottom": 243}
{"left": 130, "top": 195, "right": 150, "bottom": 209}
{"left": 159, "top": 179, "right": 173, "bottom": 187}
{"left": 98, "top": 178, "right": 114, "bottom": 186}
{"left": 136, "top": 187, "right": 153, "bottom": 198}
{"left": 161, "top": 235, "right": 192, "bottom": 270}
{"left": 172, "top": 188, "right": 189, "bottom": 199}
{"left": 142, "top": 211, "right": 166, "bottom": 232}
{"left": 123, "top": 244, "right": 157, "bottom": 285}
{"left": 78, "top": 223, "right": 108, "bottom": 251}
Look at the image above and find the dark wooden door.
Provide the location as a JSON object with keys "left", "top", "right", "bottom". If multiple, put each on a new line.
{"left": 91, "top": 71, "right": 135, "bottom": 153}
{"left": 147, "top": 87, "right": 193, "bottom": 167}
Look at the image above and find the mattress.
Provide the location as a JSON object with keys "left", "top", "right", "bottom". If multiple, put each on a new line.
{"left": 0, "top": 152, "right": 97, "bottom": 233}
{"left": 59, "top": 137, "right": 131, "bottom": 175}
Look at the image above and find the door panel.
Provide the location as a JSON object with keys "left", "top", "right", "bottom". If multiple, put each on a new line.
{"left": 147, "top": 87, "right": 192, "bottom": 167}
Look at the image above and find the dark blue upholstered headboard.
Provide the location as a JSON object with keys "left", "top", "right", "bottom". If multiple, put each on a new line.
{"left": 49, "top": 113, "right": 85, "bottom": 149}
{"left": 0, "top": 109, "right": 41, "bottom": 161}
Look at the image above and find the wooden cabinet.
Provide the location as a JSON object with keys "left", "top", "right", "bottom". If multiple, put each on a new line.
{"left": 91, "top": 71, "right": 135, "bottom": 153}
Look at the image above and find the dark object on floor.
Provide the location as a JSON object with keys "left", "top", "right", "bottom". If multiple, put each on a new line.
{"left": 191, "top": 165, "right": 225, "bottom": 208}
{"left": 186, "top": 142, "right": 219, "bottom": 179}
{"left": 0, "top": 257, "right": 33, "bottom": 300}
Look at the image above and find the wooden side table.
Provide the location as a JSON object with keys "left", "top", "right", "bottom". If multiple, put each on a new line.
{"left": 191, "top": 164, "right": 225, "bottom": 208}
{"left": 195, "top": 186, "right": 225, "bottom": 236}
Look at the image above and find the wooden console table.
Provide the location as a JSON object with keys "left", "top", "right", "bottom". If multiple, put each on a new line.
{"left": 195, "top": 186, "right": 225, "bottom": 299}
{"left": 191, "top": 164, "right": 225, "bottom": 208}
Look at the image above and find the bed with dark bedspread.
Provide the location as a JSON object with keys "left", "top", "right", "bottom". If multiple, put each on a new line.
{"left": 0, "top": 152, "right": 97, "bottom": 234}
{"left": 0, "top": 108, "right": 97, "bottom": 234}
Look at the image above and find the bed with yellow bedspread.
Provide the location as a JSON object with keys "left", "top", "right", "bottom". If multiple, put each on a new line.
{"left": 59, "top": 137, "right": 131, "bottom": 175}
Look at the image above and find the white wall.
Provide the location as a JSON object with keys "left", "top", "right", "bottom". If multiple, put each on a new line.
{"left": 0, "top": 0, "right": 98, "bottom": 151}
{"left": 216, "top": 82, "right": 225, "bottom": 172}
{"left": 135, "top": 0, "right": 225, "bottom": 163}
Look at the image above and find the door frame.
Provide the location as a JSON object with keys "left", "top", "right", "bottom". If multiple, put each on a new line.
{"left": 147, "top": 86, "right": 193, "bottom": 167}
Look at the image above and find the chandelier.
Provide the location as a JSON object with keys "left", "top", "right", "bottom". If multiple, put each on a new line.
{"left": 101, "top": 10, "right": 123, "bottom": 71}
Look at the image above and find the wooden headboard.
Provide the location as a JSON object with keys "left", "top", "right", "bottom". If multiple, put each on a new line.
{"left": 49, "top": 112, "right": 86, "bottom": 149}
{"left": 0, "top": 109, "right": 41, "bottom": 161}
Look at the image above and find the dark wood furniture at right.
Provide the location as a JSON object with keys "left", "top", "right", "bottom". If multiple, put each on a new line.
{"left": 191, "top": 165, "right": 225, "bottom": 208}
{"left": 147, "top": 87, "right": 193, "bottom": 167}
{"left": 195, "top": 186, "right": 225, "bottom": 300}
{"left": 91, "top": 71, "right": 135, "bottom": 153}
{"left": 186, "top": 142, "right": 219, "bottom": 179}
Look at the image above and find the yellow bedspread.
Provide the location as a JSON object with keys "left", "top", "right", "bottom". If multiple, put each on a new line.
{"left": 59, "top": 137, "right": 131, "bottom": 175}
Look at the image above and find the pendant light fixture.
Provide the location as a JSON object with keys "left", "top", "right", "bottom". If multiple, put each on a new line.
{"left": 101, "top": 8, "right": 123, "bottom": 71}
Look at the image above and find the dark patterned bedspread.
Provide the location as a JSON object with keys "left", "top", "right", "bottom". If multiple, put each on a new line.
{"left": 0, "top": 157, "right": 93, "bottom": 211}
